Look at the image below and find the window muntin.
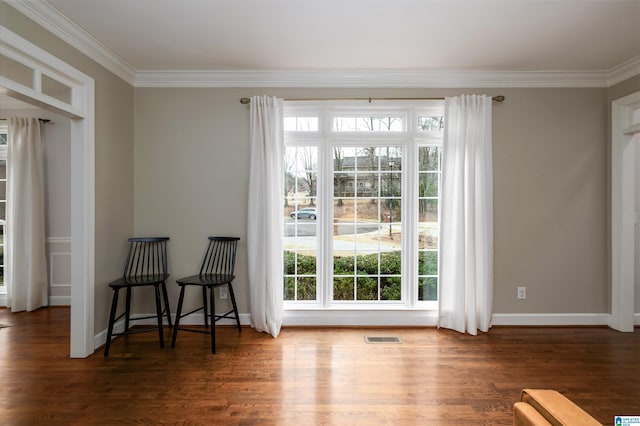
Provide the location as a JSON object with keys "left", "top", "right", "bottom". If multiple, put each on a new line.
{"left": 284, "top": 102, "right": 443, "bottom": 309}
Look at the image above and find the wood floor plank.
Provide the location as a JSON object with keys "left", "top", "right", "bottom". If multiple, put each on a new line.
{"left": 0, "top": 307, "right": 639, "bottom": 425}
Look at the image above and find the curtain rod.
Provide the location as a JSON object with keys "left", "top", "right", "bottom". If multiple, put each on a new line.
{"left": 240, "top": 95, "right": 505, "bottom": 104}
{"left": 0, "top": 118, "right": 51, "bottom": 123}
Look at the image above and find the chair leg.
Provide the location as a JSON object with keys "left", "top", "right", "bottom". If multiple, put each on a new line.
{"left": 171, "top": 285, "right": 186, "bottom": 348}
{"left": 202, "top": 286, "right": 209, "bottom": 329}
{"left": 209, "top": 286, "right": 216, "bottom": 354}
{"left": 104, "top": 288, "right": 120, "bottom": 357}
{"left": 124, "top": 286, "right": 132, "bottom": 332}
{"left": 228, "top": 282, "right": 241, "bottom": 332}
{"left": 161, "top": 281, "right": 172, "bottom": 327}
{"left": 154, "top": 285, "right": 165, "bottom": 348}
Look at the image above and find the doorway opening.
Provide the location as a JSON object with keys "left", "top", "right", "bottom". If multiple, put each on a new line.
{"left": 0, "top": 25, "right": 95, "bottom": 357}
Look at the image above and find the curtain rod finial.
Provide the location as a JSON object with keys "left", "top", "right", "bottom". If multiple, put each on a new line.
{"left": 240, "top": 97, "right": 250, "bottom": 104}
{"left": 493, "top": 95, "right": 505, "bottom": 102}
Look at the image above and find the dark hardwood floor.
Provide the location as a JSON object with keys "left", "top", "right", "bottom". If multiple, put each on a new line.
{"left": 0, "top": 307, "right": 638, "bottom": 425}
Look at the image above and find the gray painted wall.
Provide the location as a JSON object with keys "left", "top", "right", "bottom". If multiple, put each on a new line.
{"left": 134, "top": 87, "right": 609, "bottom": 315}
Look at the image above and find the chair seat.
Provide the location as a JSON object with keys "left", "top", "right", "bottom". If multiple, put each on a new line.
{"left": 108, "top": 273, "right": 170, "bottom": 288}
{"left": 176, "top": 273, "right": 235, "bottom": 286}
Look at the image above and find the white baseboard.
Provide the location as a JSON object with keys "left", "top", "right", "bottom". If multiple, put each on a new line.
{"left": 0, "top": 299, "right": 70, "bottom": 307}
{"left": 0, "top": 294, "right": 70, "bottom": 307}
{"left": 491, "top": 313, "right": 611, "bottom": 326}
{"left": 49, "top": 296, "right": 70, "bottom": 306}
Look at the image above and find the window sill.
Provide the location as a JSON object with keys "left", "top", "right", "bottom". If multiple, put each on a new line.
{"left": 282, "top": 305, "right": 438, "bottom": 327}
{"left": 284, "top": 301, "right": 437, "bottom": 311}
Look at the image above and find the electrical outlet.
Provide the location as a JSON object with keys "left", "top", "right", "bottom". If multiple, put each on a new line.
{"left": 219, "top": 287, "right": 228, "bottom": 299}
{"left": 517, "top": 286, "right": 526, "bottom": 300}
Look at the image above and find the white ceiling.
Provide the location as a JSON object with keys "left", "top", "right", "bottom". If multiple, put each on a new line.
{"left": 43, "top": 0, "right": 640, "bottom": 73}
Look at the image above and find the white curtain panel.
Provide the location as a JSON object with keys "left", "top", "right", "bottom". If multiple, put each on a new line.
{"left": 247, "top": 96, "right": 284, "bottom": 337}
{"left": 6, "top": 117, "right": 48, "bottom": 312}
{"left": 438, "top": 95, "right": 494, "bottom": 335}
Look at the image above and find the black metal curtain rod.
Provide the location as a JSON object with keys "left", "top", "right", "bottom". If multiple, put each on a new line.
{"left": 240, "top": 95, "right": 505, "bottom": 104}
{"left": 0, "top": 118, "right": 51, "bottom": 123}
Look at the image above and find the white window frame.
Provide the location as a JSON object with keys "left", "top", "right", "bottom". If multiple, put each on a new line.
{"left": 0, "top": 123, "right": 7, "bottom": 291}
{"left": 283, "top": 101, "right": 443, "bottom": 324}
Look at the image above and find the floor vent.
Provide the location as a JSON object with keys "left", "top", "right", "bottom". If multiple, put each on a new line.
{"left": 364, "top": 336, "right": 401, "bottom": 344}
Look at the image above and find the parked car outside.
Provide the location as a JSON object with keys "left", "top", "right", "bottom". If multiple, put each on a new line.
{"left": 290, "top": 207, "right": 317, "bottom": 220}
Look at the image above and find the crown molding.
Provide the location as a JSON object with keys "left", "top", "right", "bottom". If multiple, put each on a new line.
{"left": 135, "top": 69, "right": 610, "bottom": 88}
{"left": 607, "top": 55, "right": 640, "bottom": 87}
{"left": 7, "top": 1, "right": 639, "bottom": 89}
{"left": 7, "top": 0, "right": 136, "bottom": 85}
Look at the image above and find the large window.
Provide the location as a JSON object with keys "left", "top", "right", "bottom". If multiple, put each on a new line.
{"left": 283, "top": 101, "right": 443, "bottom": 309}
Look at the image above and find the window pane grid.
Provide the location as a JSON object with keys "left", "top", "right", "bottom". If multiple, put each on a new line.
{"left": 332, "top": 146, "right": 402, "bottom": 302}
{"left": 418, "top": 146, "right": 442, "bottom": 301}
{"left": 284, "top": 146, "right": 318, "bottom": 301}
{"left": 284, "top": 103, "right": 443, "bottom": 310}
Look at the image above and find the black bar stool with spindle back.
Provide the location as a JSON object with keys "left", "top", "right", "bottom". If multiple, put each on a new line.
{"left": 104, "top": 237, "right": 172, "bottom": 356}
{"left": 171, "top": 236, "right": 241, "bottom": 353}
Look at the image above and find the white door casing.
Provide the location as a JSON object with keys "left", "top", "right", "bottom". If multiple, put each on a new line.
{"left": 0, "top": 25, "right": 95, "bottom": 357}
{"left": 610, "top": 90, "right": 640, "bottom": 332}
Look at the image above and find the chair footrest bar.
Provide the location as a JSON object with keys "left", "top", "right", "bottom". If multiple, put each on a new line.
{"left": 113, "top": 326, "right": 163, "bottom": 337}
{"left": 214, "top": 310, "right": 238, "bottom": 322}
{"left": 173, "top": 327, "right": 211, "bottom": 335}
{"left": 177, "top": 306, "right": 205, "bottom": 319}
